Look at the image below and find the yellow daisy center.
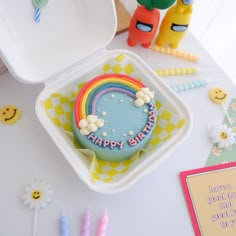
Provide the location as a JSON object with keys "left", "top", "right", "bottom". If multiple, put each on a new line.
{"left": 32, "top": 189, "right": 42, "bottom": 200}
{"left": 220, "top": 132, "right": 228, "bottom": 139}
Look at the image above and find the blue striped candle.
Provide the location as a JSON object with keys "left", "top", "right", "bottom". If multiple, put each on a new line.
{"left": 35, "top": 7, "right": 41, "bottom": 23}
{"left": 60, "top": 215, "right": 69, "bottom": 236}
{"left": 171, "top": 80, "right": 207, "bottom": 93}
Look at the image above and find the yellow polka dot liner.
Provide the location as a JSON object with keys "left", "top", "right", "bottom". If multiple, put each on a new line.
{"left": 43, "top": 53, "right": 185, "bottom": 185}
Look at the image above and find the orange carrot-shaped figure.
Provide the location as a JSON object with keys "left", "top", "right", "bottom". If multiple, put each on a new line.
{"left": 127, "top": 5, "right": 160, "bottom": 48}
{"left": 127, "top": 0, "right": 176, "bottom": 48}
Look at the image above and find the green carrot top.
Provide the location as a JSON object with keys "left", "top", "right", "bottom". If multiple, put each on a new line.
{"left": 137, "top": 0, "right": 176, "bottom": 10}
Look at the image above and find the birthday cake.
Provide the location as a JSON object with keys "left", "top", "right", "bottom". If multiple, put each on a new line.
{"left": 71, "top": 74, "right": 157, "bottom": 162}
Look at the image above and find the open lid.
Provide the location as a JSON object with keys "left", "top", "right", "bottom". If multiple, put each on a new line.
{"left": 0, "top": 0, "right": 117, "bottom": 84}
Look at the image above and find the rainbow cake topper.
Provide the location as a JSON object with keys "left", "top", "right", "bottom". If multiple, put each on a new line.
{"left": 74, "top": 74, "right": 154, "bottom": 136}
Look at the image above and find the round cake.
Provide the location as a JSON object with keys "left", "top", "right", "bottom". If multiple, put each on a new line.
{"left": 71, "top": 74, "right": 157, "bottom": 162}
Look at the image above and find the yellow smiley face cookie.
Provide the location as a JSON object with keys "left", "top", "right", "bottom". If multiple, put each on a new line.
{"left": 0, "top": 105, "right": 21, "bottom": 125}
{"left": 32, "top": 190, "right": 42, "bottom": 200}
{"left": 209, "top": 87, "right": 228, "bottom": 104}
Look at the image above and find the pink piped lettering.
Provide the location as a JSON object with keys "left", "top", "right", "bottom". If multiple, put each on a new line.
{"left": 149, "top": 111, "right": 155, "bottom": 116}
{"left": 149, "top": 115, "right": 155, "bottom": 122}
{"left": 87, "top": 133, "right": 97, "bottom": 142}
{"left": 103, "top": 140, "right": 110, "bottom": 148}
{"left": 143, "top": 126, "right": 150, "bottom": 134}
{"left": 145, "top": 124, "right": 152, "bottom": 131}
{"left": 95, "top": 138, "right": 102, "bottom": 146}
{"left": 149, "top": 103, "right": 155, "bottom": 110}
{"left": 138, "top": 132, "right": 145, "bottom": 140}
{"left": 146, "top": 122, "right": 154, "bottom": 130}
{"left": 135, "top": 136, "right": 140, "bottom": 143}
{"left": 116, "top": 141, "right": 124, "bottom": 150}
{"left": 110, "top": 141, "right": 117, "bottom": 149}
{"left": 128, "top": 138, "right": 137, "bottom": 147}
{"left": 147, "top": 121, "right": 154, "bottom": 127}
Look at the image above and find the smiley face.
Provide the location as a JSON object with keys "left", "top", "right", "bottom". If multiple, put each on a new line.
{"left": 32, "top": 190, "right": 42, "bottom": 200}
{"left": 0, "top": 105, "right": 21, "bottom": 125}
{"left": 209, "top": 87, "right": 228, "bottom": 104}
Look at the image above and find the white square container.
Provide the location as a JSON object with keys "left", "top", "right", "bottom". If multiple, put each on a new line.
{"left": 0, "top": 0, "right": 192, "bottom": 193}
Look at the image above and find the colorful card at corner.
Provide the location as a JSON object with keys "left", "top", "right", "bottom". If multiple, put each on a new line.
{"left": 206, "top": 98, "right": 236, "bottom": 166}
{"left": 180, "top": 162, "right": 236, "bottom": 236}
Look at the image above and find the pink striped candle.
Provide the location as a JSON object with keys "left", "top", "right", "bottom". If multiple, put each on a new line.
{"left": 96, "top": 210, "right": 108, "bottom": 236}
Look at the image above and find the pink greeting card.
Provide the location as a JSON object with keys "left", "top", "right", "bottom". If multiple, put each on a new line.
{"left": 180, "top": 162, "right": 236, "bottom": 236}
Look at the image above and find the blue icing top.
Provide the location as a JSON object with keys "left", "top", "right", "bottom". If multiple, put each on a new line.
{"left": 96, "top": 92, "right": 146, "bottom": 139}
{"left": 72, "top": 91, "right": 157, "bottom": 162}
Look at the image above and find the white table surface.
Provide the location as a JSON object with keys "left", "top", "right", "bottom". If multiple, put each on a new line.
{"left": 0, "top": 31, "right": 235, "bottom": 236}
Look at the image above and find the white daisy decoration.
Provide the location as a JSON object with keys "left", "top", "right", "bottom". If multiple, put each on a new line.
{"left": 230, "top": 102, "right": 236, "bottom": 111}
{"left": 22, "top": 177, "right": 53, "bottom": 209}
{"left": 22, "top": 178, "right": 53, "bottom": 236}
{"left": 211, "top": 146, "right": 222, "bottom": 157}
{"left": 210, "top": 124, "right": 235, "bottom": 149}
{"left": 232, "top": 126, "right": 236, "bottom": 134}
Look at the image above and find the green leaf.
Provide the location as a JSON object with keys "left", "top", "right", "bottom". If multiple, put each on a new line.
{"left": 32, "top": 0, "right": 49, "bottom": 9}
{"left": 137, "top": 0, "right": 154, "bottom": 10}
{"left": 137, "top": 0, "right": 176, "bottom": 10}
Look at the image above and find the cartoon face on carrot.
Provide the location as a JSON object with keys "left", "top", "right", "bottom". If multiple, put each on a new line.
{"left": 127, "top": 0, "right": 176, "bottom": 48}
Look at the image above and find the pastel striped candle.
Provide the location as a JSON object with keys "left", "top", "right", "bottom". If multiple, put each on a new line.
{"left": 96, "top": 210, "right": 108, "bottom": 236}
{"left": 155, "top": 67, "right": 198, "bottom": 76}
{"left": 60, "top": 215, "right": 69, "bottom": 236}
{"left": 32, "top": 0, "right": 48, "bottom": 23}
{"left": 150, "top": 45, "right": 199, "bottom": 62}
{"left": 171, "top": 80, "right": 207, "bottom": 93}
{"left": 81, "top": 210, "right": 91, "bottom": 236}
{"left": 34, "top": 7, "right": 41, "bottom": 23}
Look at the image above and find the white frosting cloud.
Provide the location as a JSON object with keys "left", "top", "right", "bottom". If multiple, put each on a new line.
{"left": 78, "top": 115, "right": 104, "bottom": 136}
{"left": 134, "top": 88, "right": 155, "bottom": 107}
